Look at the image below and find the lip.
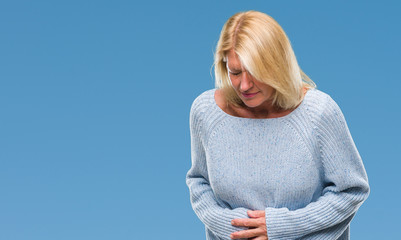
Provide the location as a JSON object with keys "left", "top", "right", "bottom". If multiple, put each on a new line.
{"left": 241, "top": 92, "right": 259, "bottom": 98}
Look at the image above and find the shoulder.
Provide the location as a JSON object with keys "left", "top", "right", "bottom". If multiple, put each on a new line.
{"left": 304, "top": 88, "right": 344, "bottom": 121}
{"left": 305, "top": 88, "right": 349, "bottom": 135}
{"left": 190, "top": 88, "right": 215, "bottom": 120}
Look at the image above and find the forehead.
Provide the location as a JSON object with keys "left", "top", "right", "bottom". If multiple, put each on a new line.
{"left": 226, "top": 49, "right": 243, "bottom": 69}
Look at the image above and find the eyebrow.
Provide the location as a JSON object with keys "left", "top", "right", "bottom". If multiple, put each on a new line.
{"left": 226, "top": 63, "right": 243, "bottom": 72}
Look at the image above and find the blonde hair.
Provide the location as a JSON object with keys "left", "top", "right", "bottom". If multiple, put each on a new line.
{"left": 214, "top": 10, "right": 317, "bottom": 110}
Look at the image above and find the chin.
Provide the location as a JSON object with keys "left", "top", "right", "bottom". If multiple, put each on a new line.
{"left": 242, "top": 100, "right": 261, "bottom": 108}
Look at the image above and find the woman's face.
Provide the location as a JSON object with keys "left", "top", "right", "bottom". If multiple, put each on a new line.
{"left": 226, "top": 49, "right": 275, "bottom": 112}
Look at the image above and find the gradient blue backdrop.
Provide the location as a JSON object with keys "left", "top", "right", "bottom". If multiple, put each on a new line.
{"left": 1, "top": 1, "right": 399, "bottom": 239}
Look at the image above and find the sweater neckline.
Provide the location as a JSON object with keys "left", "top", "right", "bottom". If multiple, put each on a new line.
{"left": 211, "top": 88, "right": 313, "bottom": 121}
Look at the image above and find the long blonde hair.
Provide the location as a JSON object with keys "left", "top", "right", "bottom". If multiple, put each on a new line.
{"left": 214, "top": 10, "right": 317, "bottom": 110}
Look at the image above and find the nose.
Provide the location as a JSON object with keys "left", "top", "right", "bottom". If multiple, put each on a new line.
{"left": 239, "top": 71, "right": 254, "bottom": 92}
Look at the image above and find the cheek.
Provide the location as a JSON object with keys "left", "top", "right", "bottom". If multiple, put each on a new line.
{"left": 230, "top": 78, "right": 240, "bottom": 88}
{"left": 256, "top": 82, "right": 272, "bottom": 93}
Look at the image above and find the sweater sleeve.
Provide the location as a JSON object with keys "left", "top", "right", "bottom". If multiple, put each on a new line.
{"left": 301, "top": 212, "right": 355, "bottom": 239}
{"left": 264, "top": 95, "right": 370, "bottom": 240}
{"left": 185, "top": 99, "right": 250, "bottom": 240}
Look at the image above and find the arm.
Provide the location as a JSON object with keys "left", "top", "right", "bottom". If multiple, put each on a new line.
{"left": 186, "top": 100, "right": 250, "bottom": 240}
{"left": 264, "top": 95, "right": 370, "bottom": 240}
{"left": 300, "top": 212, "right": 355, "bottom": 239}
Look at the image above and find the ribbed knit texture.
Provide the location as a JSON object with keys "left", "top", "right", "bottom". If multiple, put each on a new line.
{"left": 186, "top": 88, "right": 370, "bottom": 240}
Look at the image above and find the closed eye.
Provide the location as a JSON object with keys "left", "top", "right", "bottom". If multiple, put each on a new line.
{"left": 229, "top": 71, "right": 241, "bottom": 76}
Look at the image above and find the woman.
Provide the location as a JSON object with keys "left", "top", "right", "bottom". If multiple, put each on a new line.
{"left": 186, "top": 10, "right": 369, "bottom": 240}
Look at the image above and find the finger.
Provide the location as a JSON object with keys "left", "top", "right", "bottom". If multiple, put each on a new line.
{"left": 248, "top": 210, "right": 265, "bottom": 217}
{"left": 248, "top": 210, "right": 265, "bottom": 218}
{"left": 230, "top": 228, "right": 265, "bottom": 239}
{"left": 231, "top": 218, "right": 259, "bottom": 228}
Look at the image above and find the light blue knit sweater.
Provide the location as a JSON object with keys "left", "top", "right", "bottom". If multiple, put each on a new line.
{"left": 186, "top": 88, "right": 370, "bottom": 240}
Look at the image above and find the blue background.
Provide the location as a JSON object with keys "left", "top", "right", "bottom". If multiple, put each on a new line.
{"left": 1, "top": 1, "right": 400, "bottom": 239}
